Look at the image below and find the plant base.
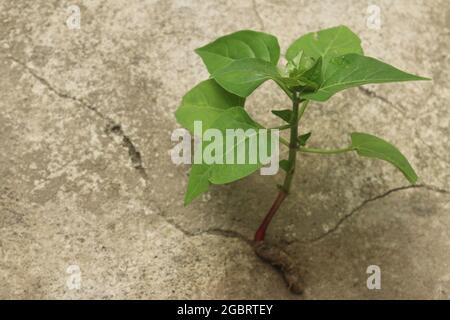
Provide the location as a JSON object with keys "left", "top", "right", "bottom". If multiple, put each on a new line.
{"left": 254, "top": 241, "right": 304, "bottom": 295}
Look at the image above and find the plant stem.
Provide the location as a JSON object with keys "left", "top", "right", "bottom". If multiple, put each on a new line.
{"left": 282, "top": 96, "right": 302, "bottom": 193}
{"left": 254, "top": 191, "right": 287, "bottom": 242}
{"left": 297, "top": 99, "right": 309, "bottom": 123}
{"left": 299, "top": 146, "right": 355, "bottom": 154}
{"left": 254, "top": 94, "right": 306, "bottom": 242}
{"left": 280, "top": 140, "right": 355, "bottom": 155}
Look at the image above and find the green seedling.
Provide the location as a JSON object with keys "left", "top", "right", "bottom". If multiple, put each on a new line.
{"left": 175, "top": 26, "right": 429, "bottom": 290}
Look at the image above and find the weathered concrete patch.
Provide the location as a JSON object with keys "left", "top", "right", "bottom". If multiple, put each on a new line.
{"left": 0, "top": 0, "right": 449, "bottom": 299}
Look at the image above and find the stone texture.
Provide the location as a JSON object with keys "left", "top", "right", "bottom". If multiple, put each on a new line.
{"left": 0, "top": 0, "right": 448, "bottom": 299}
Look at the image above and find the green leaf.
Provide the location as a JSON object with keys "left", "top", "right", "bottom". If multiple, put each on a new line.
{"left": 351, "top": 132, "right": 418, "bottom": 184}
{"left": 175, "top": 79, "right": 245, "bottom": 132}
{"left": 286, "top": 25, "right": 363, "bottom": 67}
{"left": 281, "top": 55, "right": 323, "bottom": 93}
{"left": 286, "top": 50, "right": 316, "bottom": 77}
{"left": 184, "top": 164, "right": 211, "bottom": 205}
{"left": 272, "top": 109, "right": 293, "bottom": 123}
{"left": 212, "top": 58, "right": 287, "bottom": 98}
{"left": 195, "top": 30, "right": 280, "bottom": 75}
{"left": 303, "top": 54, "right": 429, "bottom": 102}
{"left": 297, "top": 132, "right": 312, "bottom": 146}
{"left": 300, "top": 57, "right": 323, "bottom": 85}
{"left": 279, "top": 160, "right": 291, "bottom": 172}
{"left": 279, "top": 77, "right": 303, "bottom": 88}
{"left": 208, "top": 107, "right": 270, "bottom": 184}
{"left": 181, "top": 27, "right": 427, "bottom": 204}
{"left": 185, "top": 107, "right": 277, "bottom": 204}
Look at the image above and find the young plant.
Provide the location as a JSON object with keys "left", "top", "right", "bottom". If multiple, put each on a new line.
{"left": 175, "top": 26, "right": 428, "bottom": 288}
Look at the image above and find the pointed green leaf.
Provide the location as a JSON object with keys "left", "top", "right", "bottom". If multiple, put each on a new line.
{"left": 351, "top": 132, "right": 418, "bottom": 184}
{"left": 175, "top": 79, "right": 245, "bottom": 132}
{"left": 300, "top": 57, "right": 323, "bottom": 87}
{"left": 297, "top": 132, "right": 312, "bottom": 146}
{"left": 282, "top": 76, "right": 319, "bottom": 92}
{"left": 280, "top": 77, "right": 303, "bottom": 88}
{"left": 185, "top": 107, "right": 278, "bottom": 204}
{"left": 208, "top": 107, "right": 270, "bottom": 184}
{"left": 184, "top": 164, "right": 211, "bottom": 205}
{"left": 212, "top": 58, "right": 287, "bottom": 98}
{"left": 287, "top": 50, "right": 316, "bottom": 77}
{"left": 286, "top": 25, "right": 363, "bottom": 66}
{"left": 304, "top": 54, "right": 429, "bottom": 102}
{"left": 281, "top": 55, "right": 323, "bottom": 93}
{"left": 272, "top": 109, "right": 293, "bottom": 123}
{"left": 195, "top": 30, "right": 280, "bottom": 75}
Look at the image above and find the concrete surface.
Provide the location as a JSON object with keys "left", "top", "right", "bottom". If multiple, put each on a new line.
{"left": 0, "top": 0, "right": 449, "bottom": 299}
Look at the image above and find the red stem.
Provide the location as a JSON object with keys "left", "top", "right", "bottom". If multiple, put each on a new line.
{"left": 254, "top": 191, "right": 288, "bottom": 242}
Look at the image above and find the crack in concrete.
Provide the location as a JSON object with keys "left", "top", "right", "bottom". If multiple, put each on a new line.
{"left": 7, "top": 53, "right": 300, "bottom": 294}
{"left": 108, "top": 123, "right": 147, "bottom": 178}
{"left": 304, "top": 184, "right": 450, "bottom": 243}
{"left": 7, "top": 56, "right": 148, "bottom": 179}
{"left": 415, "top": 133, "right": 450, "bottom": 164}
{"left": 155, "top": 181, "right": 449, "bottom": 294}
{"left": 157, "top": 212, "right": 304, "bottom": 294}
{"left": 196, "top": 228, "right": 253, "bottom": 245}
{"left": 358, "top": 86, "right": 407, "bottom": 116}
{"left": 158, "top": 212, "right": 252, "bottom": 245}
{"left": 252, "top": 0, "right": 265, "bottom": 31}
{"left": 7, "top": 56, "right": 446, "bottom": 296}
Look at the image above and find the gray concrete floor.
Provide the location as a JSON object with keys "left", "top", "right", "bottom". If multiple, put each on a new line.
{"left": 0, "top": 0, "right": 449, "bottom": 299}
